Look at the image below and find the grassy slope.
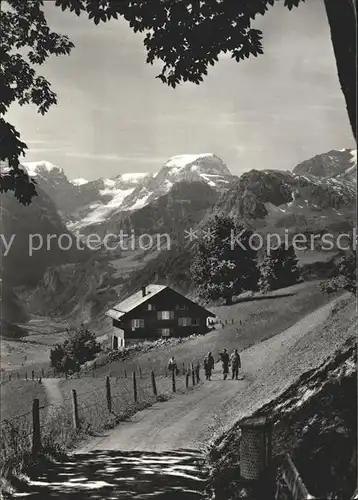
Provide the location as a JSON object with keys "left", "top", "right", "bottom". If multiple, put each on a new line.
{"left": 0, "top": 381, "right": 47, "bottom": 423}
{"left": 95, "top": 281, "right": 337, "bottom": 379}
{"left": 0, "top": 282, "right": 338, "bottom": 432}
{"left": 208, "top": 296, "right": 357, "bottom": 500}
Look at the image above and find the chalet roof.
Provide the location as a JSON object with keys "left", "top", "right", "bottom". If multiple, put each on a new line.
{"left": 106, "top": 284, "right": 215, "bottom": 318}
{"left": 110, "top": 284, "right": 167, "bottom": 314}
{"left": 105, "top": 309, "right": 125, "bottom": 321}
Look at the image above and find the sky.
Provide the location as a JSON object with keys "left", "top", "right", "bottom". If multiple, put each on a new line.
{"left": 7, "top": 0, "right": 355, "bottom": 181}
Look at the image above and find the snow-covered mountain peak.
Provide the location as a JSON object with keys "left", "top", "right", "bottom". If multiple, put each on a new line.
{"left": 22, "top": 161, "right": 62, "bottom": 176}
{"left": 165, "top": 153, "right": 214, "bottom": 169}
{"left": 71, "top": 178, "right": 89, "bottom": 186}
{"left": 118, "top": 172, "right": 149, "bottom": 183}
{"left": 163, "top": 153, "right": 231, "bottom": 177}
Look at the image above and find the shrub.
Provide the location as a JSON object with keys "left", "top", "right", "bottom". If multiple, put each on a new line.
{"left": 50, "top": 325, "right": 101, "bottom": 373}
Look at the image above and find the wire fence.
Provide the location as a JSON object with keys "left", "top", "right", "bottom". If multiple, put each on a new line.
{"left": 0, "top": 363, "right": 202, "bottom": 476}
{"left": 0, "top": 355, "right": 200, "bottom": 383}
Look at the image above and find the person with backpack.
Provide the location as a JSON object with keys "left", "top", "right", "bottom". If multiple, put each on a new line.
{"left": 230, "top": 349, "right": 241, "bottom": 380}
{"left": 203, "top": 352, "right": 215, "bottom": 380}
{"left": 219, "top": 349, "right": 230, "bottom": 380}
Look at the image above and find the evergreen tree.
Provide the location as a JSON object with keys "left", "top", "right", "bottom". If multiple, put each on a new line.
{"left": 281, "top": 244, "right": 301, "bottom": 288}
{"left": 259, "top": 243, "right": 301, "bottom": 291}
{"left": 191, "top": 215, "right": 259, "bottom": 305}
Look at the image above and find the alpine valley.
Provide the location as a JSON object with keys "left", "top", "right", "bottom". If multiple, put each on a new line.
{"left": 0, "top": 149, "right": 356, "bottom": 336}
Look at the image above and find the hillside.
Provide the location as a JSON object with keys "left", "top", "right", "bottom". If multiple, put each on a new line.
{"left": 10, "top": 148, "right": 357, "bottom": 329}
{"left": 23, "top": 154, "right": 236, "bottom": 236}
{"left": 293, "top": 148, "right": 357, "bottom": 181}
{"left": 210, "top": 298, "right": 356, "bottom": 499}
{"left": 83, "top": 180, "right": 219, "bottom": 239}
{"left": 0, "top": 187, "right": 89, "bottom": 288}
{"left": 212, "top": 165, "right": 356, "bottom": 233}
{"left": 7, "top": 290, "right": 355, "bottom": 500}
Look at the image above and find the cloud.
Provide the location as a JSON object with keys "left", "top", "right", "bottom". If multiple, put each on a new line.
{"left": 25, "top": 140, "right": 50, "bottom": 146}
{"left": 25, "top": 148, "right": 68, "bottom": 154}
{"left": 64, "top": 151, "right": 166, "bottom": 163}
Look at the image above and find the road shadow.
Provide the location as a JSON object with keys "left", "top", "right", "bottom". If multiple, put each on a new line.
{"left": 11, "top": 449, "right": 209, "bottom": 499}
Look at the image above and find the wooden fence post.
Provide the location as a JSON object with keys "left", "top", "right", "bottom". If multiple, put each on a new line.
{"left": 133, "top": 372, "right": 137, "bottom": 403}
{"left": 151, "top": 370, "right": 157, "bottom": 396}
{"left": 172, "top": 368, "right": 176, "bottom": 393}
{"left": 32, "top": 370, "right": 35, "bottom": 381}
{"left": 71, "top": 389, "right": 80, "bottom": 430}
{"left": 186, "top": 372, "right": 189, "bottom": 389}
{"left": 106, "top": 376, "right": 112, "bottom": 413}
{"left": 8, "top": 373, "right": 11, "bottom": 382}
{"left": 124, "top": 369, "right": 127, "bottom": 378}
{"left": 25, "top": 372, "right": 28, "bottom": 381}
{"left": 281, "top": 454, "right": 314, "bottom": 500}
{"left": 17, "top": 372, "right": 20, "bottom": 380}
{"left": 41, "top": 368, "right": 45, "bottom": 377}
{"left": 191, "top": 364, "right": 195, "bottom": 386}
{"left": 182, "top": 362, "right": 185, "bottom": 375}
{"left": 32, "top": 398, "right": 41, "bottom": 456}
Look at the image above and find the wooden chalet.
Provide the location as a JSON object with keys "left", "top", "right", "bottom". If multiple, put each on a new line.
{"left": 106, "top": 284, "right": 215, "bottom": 348}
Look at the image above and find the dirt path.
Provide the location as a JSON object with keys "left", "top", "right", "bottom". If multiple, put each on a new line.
{"left": 42, "top": 378, "right": 64, "bottom": 420}
{"left": 77, "top": 296, "right": 343, "bottom": 453}
{"left": 16, "top": 295, "right": 354, "bottom": 499}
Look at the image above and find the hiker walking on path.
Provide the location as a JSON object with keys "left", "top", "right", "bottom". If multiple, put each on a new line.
{"left": 230, "top": 349, "right": 241, "bottom": 380}
{"left": 203, "top": 352, "right": 214, "bottom": 380}
{"left": 219, "top": 349, "right": 230, "bottom": 380}
{"left": 168, "top": 356, "right": 177, "bottom": 375}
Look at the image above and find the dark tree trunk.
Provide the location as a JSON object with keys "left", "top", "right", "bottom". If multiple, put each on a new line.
{"left": 323, "top": 0, "right": 357, "bottom": 141}
{"left": 225, "top": 296, "right": 233, "bottom": 305}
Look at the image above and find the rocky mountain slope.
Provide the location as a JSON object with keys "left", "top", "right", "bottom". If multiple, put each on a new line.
{"left": 293, "top": 148, "right": 357, "bottom": 181}
{"left": 9, "top": 148, "right": 357, "bottom": 328}
{"left": 120, "top": 148, "right": 356, "bottom": 299}
{"left": 22, "top": 154, "right": 236, "bottom": 236}
{"left": 69, "top": 153, "right": 235, "bottom": 234}
{"left": 80, "top": 180, "right": 219, "bottom": 239}
{"left": 21, "top": 161, "right": 148, "bottom": 225}
{"left": 0, "top": 280, "right": 29, "bottom": 338}
{"left": 213, "top": 149, "right": 356, "bottom": 235}
{"left": 0, "top": 185, "right": 89, "bottom": 288}
{"left": 25, "top": 181, "right": 219, "bottom": 324}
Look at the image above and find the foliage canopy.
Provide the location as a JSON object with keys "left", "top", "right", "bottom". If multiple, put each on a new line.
{"left": 1, "top": 0, "right": 356, "bottom": 204}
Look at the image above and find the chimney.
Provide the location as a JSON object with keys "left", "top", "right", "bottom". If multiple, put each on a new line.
{"left": 141, "top": 286, "right": 146, "bottom": 297}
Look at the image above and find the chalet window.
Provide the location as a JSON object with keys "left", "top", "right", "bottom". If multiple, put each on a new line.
{"left": 147, "top": 303, "right": 155, "bottom": 311}
{"left": 176, "top": 303, "right": 187, "bottom": 310}
{"left": 178, "top": 317, "right": 192, "bottom": 326}
{"left": 157, "top": 310, "right": 174, "bottom": 320}
{"left": 132, "top": 318, "right": 144, "bottom": 329}
{"left": 158, "top": 328, "right": 171, "bottom": 337}
{"left": 192, "top": 318, "right": 200, "bottom": 326}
